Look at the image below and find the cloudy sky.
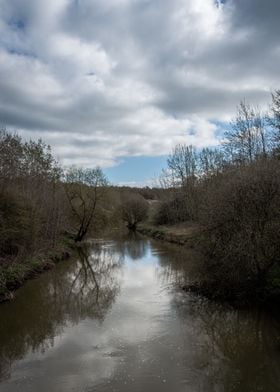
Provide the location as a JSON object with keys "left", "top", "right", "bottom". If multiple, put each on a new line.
{"left": 0, "top": 0, "right": 279, "bottom": 185}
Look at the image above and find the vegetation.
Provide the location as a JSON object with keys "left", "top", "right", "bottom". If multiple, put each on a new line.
{"left": 0, "top": 130, "right": 112, "bottom": 300}
{"left": 64, "top": 167, "right": 108, "bottom": 242}
{"left": 0, "top": 127, "right": 159, "bottom": 301}
{"left": 155, "top": 93, "right": 280, "bottom": 304}
{"left": 120, "top": 192, "right": 149, "bottom": 230}
{"left": 1, "top": 91, "right": 280, "bottom": 306}
{"left": 0, "top": 131, "right": 66, "bottom": 258}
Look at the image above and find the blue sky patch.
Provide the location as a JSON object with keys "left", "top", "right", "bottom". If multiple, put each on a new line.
{"left": 105, "top": 155, "right": 168, "bottom": 186}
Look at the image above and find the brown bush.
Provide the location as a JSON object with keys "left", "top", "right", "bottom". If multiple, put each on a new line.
{"left": 198, "top": 158, "right": 280, "bottom": 299}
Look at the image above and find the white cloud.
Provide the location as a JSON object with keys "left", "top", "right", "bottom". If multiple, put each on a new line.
{"left": 0, "top": 0, "right": 279, "bottom": 167}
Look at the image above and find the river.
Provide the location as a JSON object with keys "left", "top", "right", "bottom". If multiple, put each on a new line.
{"left": 0, "top": 233, "right": 279, "bottom": 392}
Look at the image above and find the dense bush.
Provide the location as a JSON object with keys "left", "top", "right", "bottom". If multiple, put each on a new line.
{"left": 198, "top": 159, "right": 280, "bottom": 300}
{"left": 154, "top": 191, "right": 192, "bottom": 225}
{"left": 120, "top": 193, "right": 149, "bottom": 230}
{"left": 0, "top": 191, "right": 31, "bottom": 258}
{"left": 0, "top": 130, "right": 66, "bottom": 259}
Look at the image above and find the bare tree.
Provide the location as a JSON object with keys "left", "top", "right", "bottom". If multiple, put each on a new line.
{"left": 269, "top": 90, "right": 280, "bottom": 153}
{"left": 167, "top": 144, "right": 197, "bottom": 187}
{"left": 64, "top": 167, "right": 108, "bottom": 242}
{"left": 0, "top": 130, "right": 24, "bottom": 187}
{"left": 223, "top": 100, "right": 267, "bottom": 164}
{"left": 199, "top": 148, "right": 225, "bottom": 177}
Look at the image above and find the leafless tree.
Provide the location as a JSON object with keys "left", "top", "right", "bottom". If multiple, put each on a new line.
{"left": 269, "top": 90, "right": 280, "bottom": 154}
{"left": 167, "top": 144, "right": 198, "bottom": 186}
{"left": 64, "top": 167, "right": 108, "bottom": 242}
{"left": 199, "top": 147, "right": 225, "bottom": 177}
{"left": 223, "top": 100, "right": 267, "bottom": 164}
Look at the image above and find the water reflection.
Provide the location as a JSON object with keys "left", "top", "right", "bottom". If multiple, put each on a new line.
{"left": 69, "top": 244, "right": 121, "bottom": 321}
{"left": 113, "top": 231, "right": 148, "bottom": 260}
{"left": 171, "top": 295, "right": 280, "bottom": 392}
{"left": 154, "top": 242, "right": 200, "bottom": 287}
{"left": 0, "top": 235, "right": 279, "bottom": 392}
{"left": 0, "top": 241, "right": 122, "bottom": 382}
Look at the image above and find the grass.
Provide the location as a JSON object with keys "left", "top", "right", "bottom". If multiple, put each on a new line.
{"left": 0, "top": 240, "right": 72, "bottom": 302}
{"left": 137, "top": 221, "right": 200, "bottom": 246}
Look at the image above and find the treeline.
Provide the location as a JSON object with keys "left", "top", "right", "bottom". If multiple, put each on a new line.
{"left": 0, "top": 131, "right": 117, "bottom": 300}
{"left": 155, "top": 92, "right": 280, "bottom": 303}
{"left": 116, "top": 186, "right": 165, "bottom": 200}
{"left": 0, "top": 127, "right": 159, "bottom": 299}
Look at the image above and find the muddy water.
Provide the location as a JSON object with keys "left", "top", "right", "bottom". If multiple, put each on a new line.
{"left": 0, "top": 234, "right": 279, "bottom": 392}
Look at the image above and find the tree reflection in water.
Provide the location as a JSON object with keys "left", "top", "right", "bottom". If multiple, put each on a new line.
{"left": 155, "top": 242, "right": 201, "bottom": 287}
{"left": 0, "top": 236, "right": 279, "bottom": 392}
{"left": 67, "top": 243, "right": 122, "bottom": 321}
{"left": 154, "top": 241, "right": 280, "bottom": 392}
{"left": 113, "top": 231, "right": 148, "bottom": 261}
{"left": 0, "top": 241, "right": 123, "bottom": 381}
{"left": 172, "top": 294, "right": 280, "bottom": 392}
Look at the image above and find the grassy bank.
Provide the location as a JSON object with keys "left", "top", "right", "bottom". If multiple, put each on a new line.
{"left": 0, "top": 240, "right": 73, "bottom": 303}
{"left": 137, "top": 222, "right": 200, "bottom": 247}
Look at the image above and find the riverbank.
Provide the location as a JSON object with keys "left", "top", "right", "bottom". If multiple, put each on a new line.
{"left": 0, "top": 240, "right": 73, "bottom": 303}
{"left": 137, "top": 222, "right": 280, "bottom": 307}
{"left": 137, "top": 222, "right": 201, "bottom": 247}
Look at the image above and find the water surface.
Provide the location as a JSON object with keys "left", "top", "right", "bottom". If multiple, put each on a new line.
{"left": 0, "top": 234, "right": 279, "bottom": 391}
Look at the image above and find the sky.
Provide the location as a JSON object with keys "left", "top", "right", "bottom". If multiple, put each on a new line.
{"left": 0, "top": 0, "right": 280, "bottom": 185}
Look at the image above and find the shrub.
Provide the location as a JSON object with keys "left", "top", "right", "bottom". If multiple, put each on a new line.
{"left": 198, "top": 158, "right": 280, "bottom": 300}
{"left": 120, "top": 193, "right": 149, "bottom": 230}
